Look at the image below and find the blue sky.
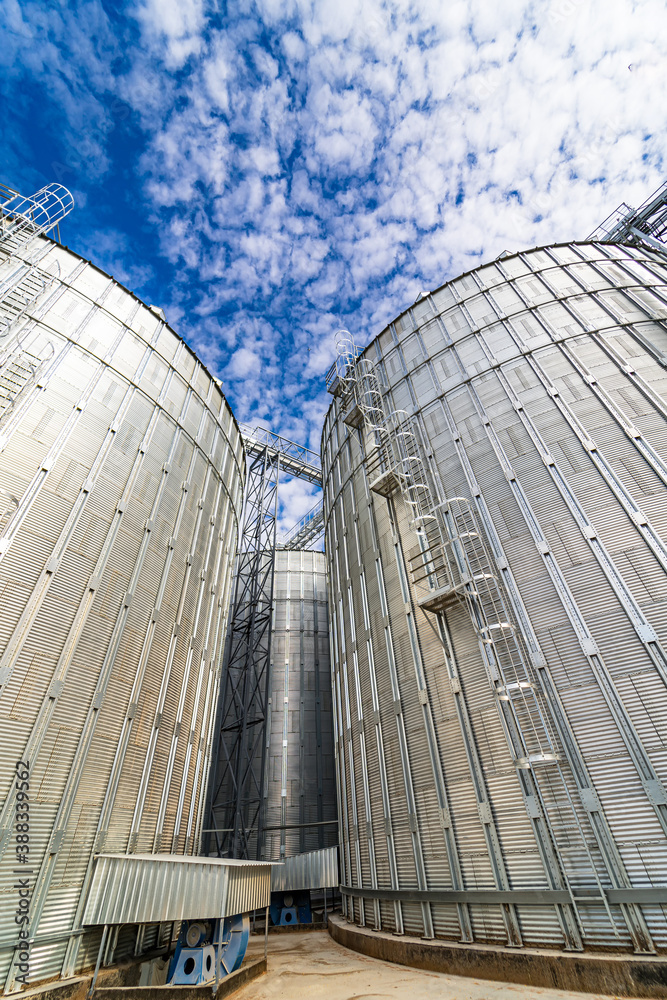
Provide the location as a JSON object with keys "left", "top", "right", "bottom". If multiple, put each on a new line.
{"left": 1, "top": 0, "right": 666, "bottom": 530}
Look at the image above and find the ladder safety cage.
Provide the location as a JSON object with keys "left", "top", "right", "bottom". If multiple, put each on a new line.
{"left": 0, "top": 219, "right": 63, "bottom": 426}
{"left": 0, "top": 182, "right": 73, "bottom": 255}
{"left": 0, "top": 256, "right": 59, "bottom": 330}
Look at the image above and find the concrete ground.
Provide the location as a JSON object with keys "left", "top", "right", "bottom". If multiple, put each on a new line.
{"left": 242, "top": 931, "right": 627, "bottom": 1000}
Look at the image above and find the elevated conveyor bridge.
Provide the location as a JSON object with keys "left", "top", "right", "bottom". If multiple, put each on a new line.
{"left": 240, "top": 424, "right": 322, "bottom": 485}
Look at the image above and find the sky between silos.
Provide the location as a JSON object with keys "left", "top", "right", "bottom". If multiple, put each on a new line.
{"left": 1, "top": 0, "right": 666, "bottom": 533}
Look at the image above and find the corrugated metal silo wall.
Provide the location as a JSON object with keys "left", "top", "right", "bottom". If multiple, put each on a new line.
{"left": 262, "top": 549, "right": 337, "bottom": 860}
{"left": 322, "top": 241, "right": 667, "bottom": 953}
{"left": 0, "top": 235, "right": 245, "bottom": 988}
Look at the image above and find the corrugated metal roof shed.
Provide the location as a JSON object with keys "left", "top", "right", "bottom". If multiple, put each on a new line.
{"left": 83, "top": 854, "right": 272, "bottom": 925}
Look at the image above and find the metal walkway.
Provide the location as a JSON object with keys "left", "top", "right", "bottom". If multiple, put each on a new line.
{"left": 240, "top": 424, "right": 322, "bottom": 485}
{"left": 589, "top": 180, "right": 667, "bottom": 257}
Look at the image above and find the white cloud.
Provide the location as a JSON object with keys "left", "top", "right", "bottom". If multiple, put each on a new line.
{"left": 7, "top": 0, "right": 667, "bottom": 471}
{"left": 276, "top": 474, "right": 322, "bottom": 542}
{"left": 133, "top": 0, "right": 206, "bottom": 68}
{"left": 228, "top": 346, "right": 261, "bottom": 379}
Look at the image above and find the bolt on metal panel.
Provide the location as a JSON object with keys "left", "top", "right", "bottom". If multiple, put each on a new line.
{"left": 261, "top": 550, "right": 337, "bottom": 863}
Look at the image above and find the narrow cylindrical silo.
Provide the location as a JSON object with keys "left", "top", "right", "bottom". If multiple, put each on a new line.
{"left": 0, "top": 228, "right": 244, "bottom": 988}
{"left": 262, "top": 548, "right": 337, "bottom": 861}
{"left": 322, "top": 240, "right": 667, "bottom": 957}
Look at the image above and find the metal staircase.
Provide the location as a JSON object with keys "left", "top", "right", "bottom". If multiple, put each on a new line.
{"left": 0, "top": 249, "right": 61, "bottom": 424}
{"left": 0, "top": 182, "right": 70, "bottom": 420}
{"left": 0, "top": 350, "right": 43, "bottom": 420}
{"left": 589, "top": 179, "right": 667, "bottom": 258}
{"left": 0, "top": 263, "right": 59, "bottom": 340}
{"left": 431, "top": 497, "right": 561, "bottom": 768}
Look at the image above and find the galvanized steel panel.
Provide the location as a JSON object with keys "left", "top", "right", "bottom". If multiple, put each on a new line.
{"left": 270, "top": 846, "right": 339, "bottom": 891}
{"left": 82, "top": 854, "right": 271, "bottom": 925}
{"left": 262, "top": 549, "right": 337, "bottom": 862}
{"left": 0, "top": 234, "right": 245, "bottom": 990}
{"left": 322, "top": 241, "right": 667, "bottom": 953}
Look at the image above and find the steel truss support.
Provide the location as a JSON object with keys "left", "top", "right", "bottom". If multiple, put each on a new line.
{"left": 206, "top": 447, "right": 280, "bottom": 860}
{"left": 240, "top": 423, "right": 321, "bottom": 484}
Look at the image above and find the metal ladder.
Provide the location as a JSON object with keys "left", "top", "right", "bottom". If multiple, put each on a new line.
{"left": 445, "top": 497, "right": 560, "bottom": 766}
{"left": 0, "top": 182, "right": 73, "bottom": 254}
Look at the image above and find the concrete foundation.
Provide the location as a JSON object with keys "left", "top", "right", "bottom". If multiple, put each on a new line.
{"left": 328, "top": 913, "right": 667, "bottom": 997}
{"left": 9, "top": 956, "right": 266, "bottom": 1000}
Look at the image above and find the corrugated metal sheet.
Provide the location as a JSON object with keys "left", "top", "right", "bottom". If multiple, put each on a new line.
{"left": 0, "top": 234, "right": 245, "bottom": 991}
{"left": 83, "top": 854, "right": 271, "bottom": 925}
{"left": 270, "top": 846, "right": 339, "bottom": 891}
{"left": 262, "top": 549, "right": 337, "bottom": 862}
{"left": 321, "top": 241, "right": 667, "bottom": 954}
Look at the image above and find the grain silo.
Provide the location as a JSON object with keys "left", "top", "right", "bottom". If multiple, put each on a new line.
{"left": 0, "top": 185, "right": 245, "bottom": 989}
{"left": 322, "top": 240, "right": 667, "bottom": 958}
{"left": 263, "top": 548, "right": 337, "bottom": 862}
